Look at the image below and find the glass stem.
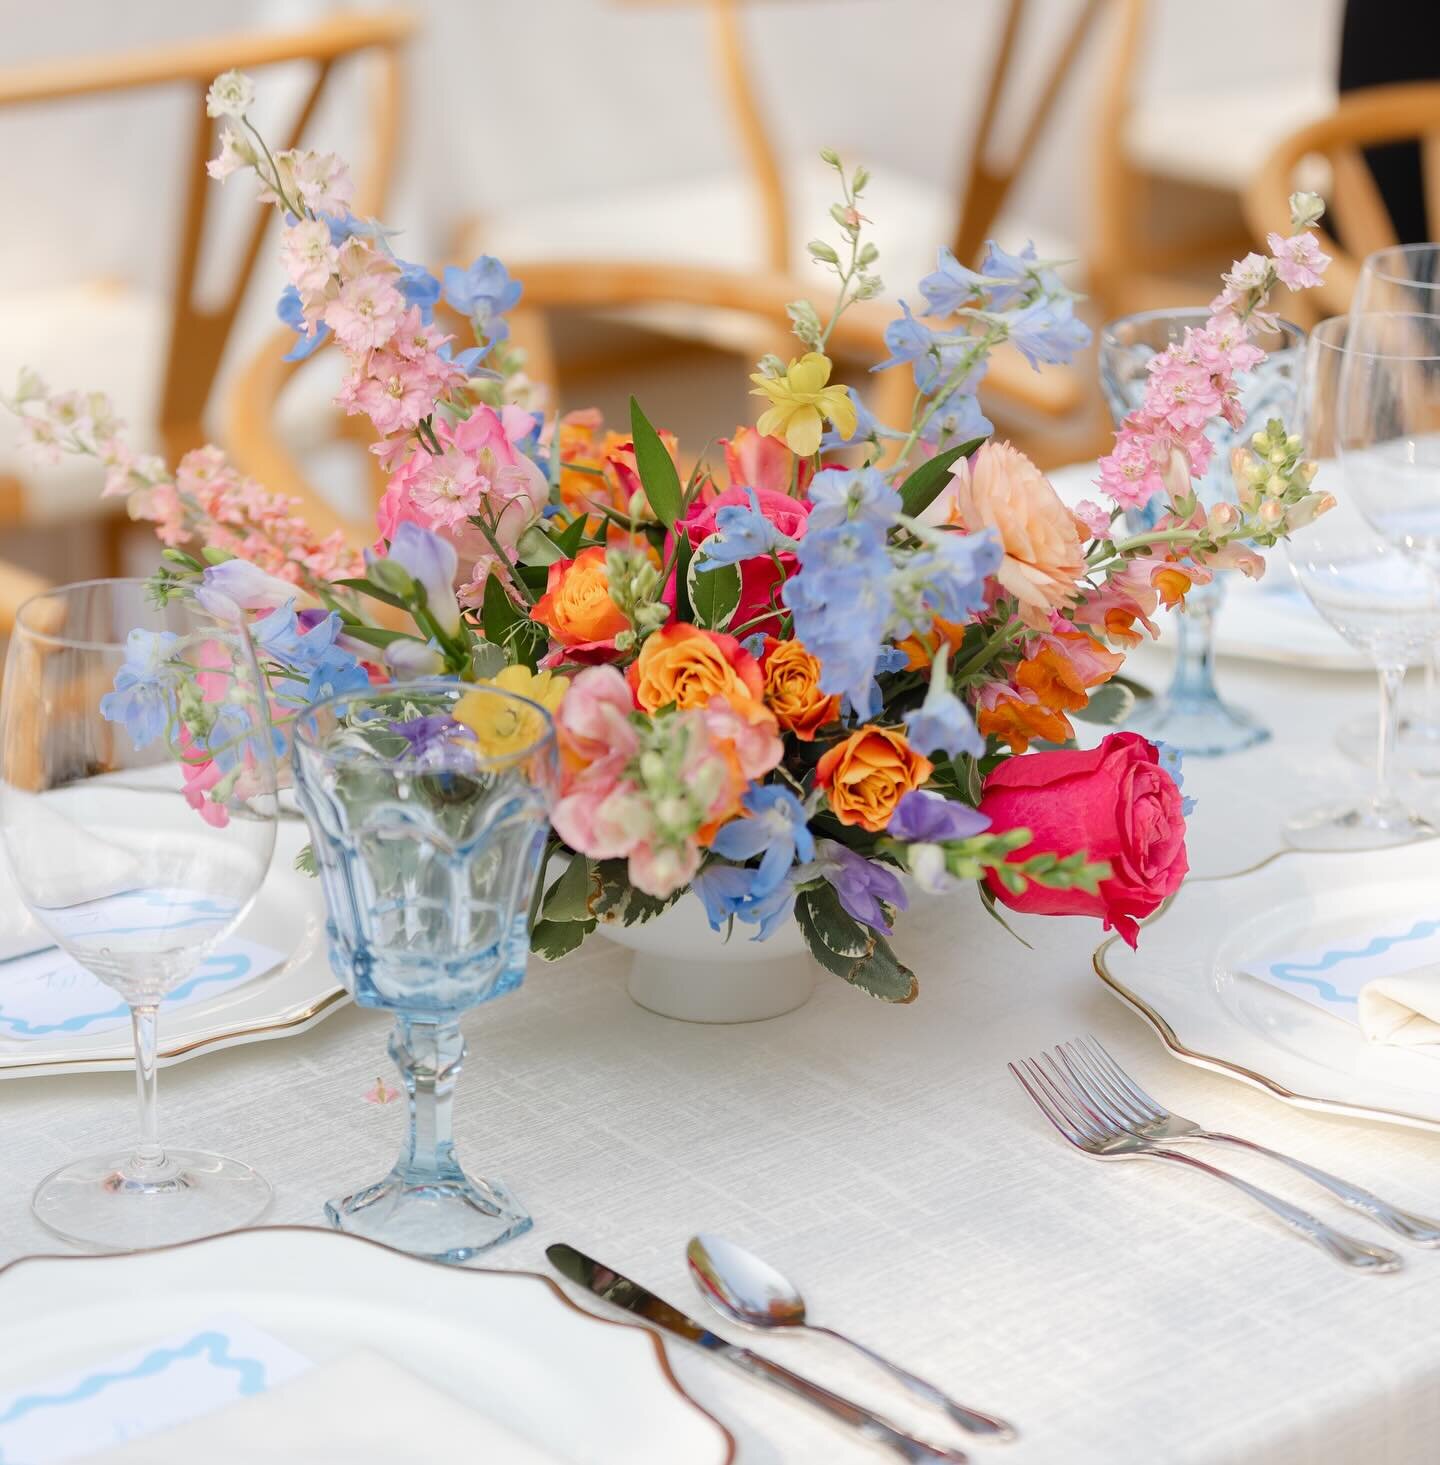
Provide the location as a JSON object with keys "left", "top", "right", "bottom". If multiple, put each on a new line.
{"left": 130, "top": 1003, "right": 164, "bottom": 1172}
{"left": 1168, "top": 583, "right": 1223, "bottom": 706}
{"left": 390, "top": 1017, "right": 465, "bottom": 1182}
{"left": 1375, "top": 663, "right": 1405, "bottom": 810}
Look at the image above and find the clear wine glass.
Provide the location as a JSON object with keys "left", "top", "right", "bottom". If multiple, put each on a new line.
{"left": 292, "top": 681, "right": 558, "bottom": 1263}
{"left": 1339, "top": 248, "right": 1440, "bottom": 773}
{"left": 1283, "top": 317, "right": 1433, "bottom": 849}
{"left": 1099, "top": 308, "right": 1305, "bottom": 756}
{"left": 0, "top": 579, "right": 277, "bottom": 1250}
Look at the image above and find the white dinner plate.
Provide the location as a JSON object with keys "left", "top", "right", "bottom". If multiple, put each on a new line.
{"left": 1046, "top": 462, "right": 1371, "bottom": 672}
{"left": 0, "top": 818, "right": 345, "bottom": 1080}
{"left": 0, "top": 1227, "right": 734, "bottom": 1464}
{"left": 1096, "top": 838, "right": 1440, "bottom": 1131}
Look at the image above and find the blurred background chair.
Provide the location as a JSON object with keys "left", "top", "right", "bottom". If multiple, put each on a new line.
{"left": 0, "top": 7, "right": 414, "bottom": 636}
{"left": 1243, "top": 81, "right": 1440, "bottom": 320}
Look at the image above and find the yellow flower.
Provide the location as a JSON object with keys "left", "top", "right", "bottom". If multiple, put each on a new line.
{"left": 749, "top": 352, "right": 856, "bottom": 457}
{"left": 454, "top": 665, "right": 567, "bottom": 759}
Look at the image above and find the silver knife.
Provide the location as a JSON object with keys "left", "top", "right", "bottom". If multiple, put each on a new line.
{"left": 547, "top": 1243, "right": 968, "bottom": 1465}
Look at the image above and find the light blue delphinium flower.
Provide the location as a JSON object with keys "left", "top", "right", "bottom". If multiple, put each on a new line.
{"left": 441, "top": 255, "right": 522, "bottom": 346}
{"left": 693, "top": 864, "right": 798, "bottom": 941}
{"left": 922, "top": 388, "right": 993, "bottom": 448}
{"left": 709, "top": 786, "right": 815, "bottom": 894}
{"left": 915, "top": 527, "right": 1003, "bottom": 624}
{"left": 1155, "top": 741, "right": 1197, "bottom": 817}
{"left": 395, "top": 260, "right": 441, "bottom": 323}
{"left": 1003, "top": 295, "right": 1091, "bottom": 370}
{"left": 696, "top": 489, "right": 797, "bottom": 569}
{"left": 276, "top": 285, "right": 330, "bottom": 361}
{"left": 804, "top": 466, "right": 899, "bottom": 534}
{"left": 99, "top": 629, "right": 182, "bottom": 748}
{"left": 903, "top": 648, "right": 985, "bottom": 760}
{"left": 918, "top": 247, "right": 994, "bottom": 317}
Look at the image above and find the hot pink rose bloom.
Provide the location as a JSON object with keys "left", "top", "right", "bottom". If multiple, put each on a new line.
{"left": 666, "top": 486, "right": 811, "bottom": 637}
{"left": 978, "top": 732, "right": 1188, "bottom": 947}
{"left": 945, "top": 441, "right": 1085, "bottom": 625}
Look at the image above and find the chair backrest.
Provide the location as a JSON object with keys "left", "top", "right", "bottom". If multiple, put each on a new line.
{"left": 1244, "top": 81, "right": 1440, "bottom": 318}
{"left": 630, "top": 0, "right": 1105, "bottom": 273}
{"left": 0, "top": 9, "right": 415, "bottom": 467}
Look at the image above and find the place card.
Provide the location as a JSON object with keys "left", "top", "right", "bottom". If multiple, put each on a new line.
{"left": 0, "top": 1316, "right": 312, "bottom": 1464}
{"left": 0, "top": 938, "right": 286, "bottom": 1041}
{"left": 1239, "top": 913, "right": 1440, "bottom": 1026}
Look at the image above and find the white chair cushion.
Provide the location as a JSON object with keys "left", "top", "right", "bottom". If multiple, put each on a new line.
{"left": 0, "top": 281, "right": 166, "bottom": 524}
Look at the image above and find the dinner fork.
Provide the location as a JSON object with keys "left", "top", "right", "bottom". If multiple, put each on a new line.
{"left": 1009, "top": 1046, "right": 1403, "bottom": 1272}
{"left": 1060, "top": 1036, "right": 1440, "bottom": 1247}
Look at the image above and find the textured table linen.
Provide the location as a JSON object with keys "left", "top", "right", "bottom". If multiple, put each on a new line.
{"left": 3, "top": 645, "right": 1438, "bottom": 1465}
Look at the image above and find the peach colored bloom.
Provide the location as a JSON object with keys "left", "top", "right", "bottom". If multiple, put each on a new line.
{"left": 627, "top": 624, "right": 769, "bottom": 723}
{"left": 946, "top": 441, "right": 1085, "bottom": 622}
{"left": 533, "top": 547, "right": 631, "bottom": 654}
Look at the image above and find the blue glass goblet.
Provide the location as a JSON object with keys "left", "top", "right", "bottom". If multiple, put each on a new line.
{"left": 1099, "top": 309, "right": 1305, "bottom": 756}
{"left": 293, "top": 682, "right": 558, "bottom": 1262}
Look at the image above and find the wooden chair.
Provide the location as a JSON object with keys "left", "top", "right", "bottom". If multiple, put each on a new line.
{"left": 1088, "top": 0, "right": 1334, "bottom": 322}
{"left": 1243, "top": 82, "right": 1440, "bottom": 320}
{"left": 0, "top": 9, "right": 415, "bottom": 636}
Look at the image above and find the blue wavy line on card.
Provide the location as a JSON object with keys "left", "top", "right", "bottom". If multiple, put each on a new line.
{"left": 0, "top": 1330, "right": 266, "bottom": 1444}
{"left": 1266, "top": 918, "right": 1440, "bottom": 1004}
{"left": 56, "top": 890, "right": 240, "bottom": 941}
{"left": 0, "top": 951, "right": 252, "bottom": 1037}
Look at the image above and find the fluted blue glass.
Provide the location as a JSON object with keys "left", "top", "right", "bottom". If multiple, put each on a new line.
{"left": 1099, "top": 310, "right": 1304, "bottom": 756}
{"left": 293, "top": 681, "right": 558, "bottom": 1262}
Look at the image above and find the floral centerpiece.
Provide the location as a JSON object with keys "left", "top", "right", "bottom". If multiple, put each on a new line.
{"left": 3, "top": 72, "right": 1334, "bottom": 1002}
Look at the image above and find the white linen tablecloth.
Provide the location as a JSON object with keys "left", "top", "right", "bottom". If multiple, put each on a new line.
{"left": 4, "top": 644, "right": 1439, "bottom": 1465}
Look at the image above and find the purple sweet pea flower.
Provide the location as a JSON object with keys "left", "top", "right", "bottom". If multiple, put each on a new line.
{"left": 195, "top": 558, "right": 297, "bottom": 620}
{"left": 369, "top": 521, "right": 460, "bottom": 636}
{"left": 886, "top": 790, "right": 990, "bottom": 842}
{"left": 392, "top": 714, "right": 476, "bottom": 760}
{"left": 813, "top": 839, "right": 907, "bottom": 934}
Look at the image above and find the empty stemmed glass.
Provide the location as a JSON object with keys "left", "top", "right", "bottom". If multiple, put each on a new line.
{"left": 1283, "top": 317, "right": 1433, "bottom": 849}
{"left": 292, "top": 681, "right": 558, "bottom": 1263}
{"left": 0, "top": 579, "right": 277, "bottom": 1250}
{"left": 1099, "top": 309, "right": 1305, "bottom": 756}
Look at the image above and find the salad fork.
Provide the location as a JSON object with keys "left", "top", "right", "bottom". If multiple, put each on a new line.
{"left": 1009, "top": 1045, "right": 1403, "bottom": 1273}
{"left": 1061, "top": 1036, "right": 1440, "bottom": 1247}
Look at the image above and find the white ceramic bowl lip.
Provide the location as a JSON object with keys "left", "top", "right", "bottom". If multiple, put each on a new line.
{"left": 0, "top": 1224, "right": 736, "bottom": 1463}
{"left": 595, "top": 888, "right": 810, "bottom": 960}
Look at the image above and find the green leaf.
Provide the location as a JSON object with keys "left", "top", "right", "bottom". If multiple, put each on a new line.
{"left": 480, "top": 573, "right": 524, "bottom": 644}
{"left": 541, "top": 853, "right": 595, "bottom": 924}
{"left": 293, "top": 844, "right": 317, "bottom": 878}
{"left": 896, "top": 437, "right": 985, "bottom": 519}
{"left": 339, "top": 625, "right": 413, "bottom": 649}
{"left": 979, "top": 881, "right": 1033, "bottom": 949}
{"left": 796, "top": 885, "right": 873, "bottom": 959}
{"left": 688, "top": 558, "right": 742, "bottom": 631}
{"left": 629, "top": 397, "right": 683, "bottom": 529}
{"left": 672, "top": 530, "right": 694, "bottom": 624}
{"left": 334, "top": 577, "right": 407, "bottom": 611}
{"left": 531, "top": 917, "right": 595, "bottom": 961}
{"left": 518, "top": 532, "right": 567, "bottom": 567}
{"left": 555, "top": 514, "right": 589, "bottom": 558}
{"left": 1073, "top": 677, "right": 1150, "bottom": 726}
{"left": 623, "top": 887, "right": 681, "bottom": 925}
{"left": 845, "top": 937, "right": 918, "bottom": 1003}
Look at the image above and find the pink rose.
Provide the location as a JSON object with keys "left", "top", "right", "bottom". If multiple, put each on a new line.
{"left": 666, "top": 486, "right": 810, "bottom": 637}
{"left": 977, "top": 732, "right": 1188, "bottom": 947}
{"left": 945, "top": 441, "right": 1085, "bottom": 626}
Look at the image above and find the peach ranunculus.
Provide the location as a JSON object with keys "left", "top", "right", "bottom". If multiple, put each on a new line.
{"left": 626, "top": 623, "right": 770, "bottom": 722}
{"left": 532, "top": 546, "right": 631, "bottom": 659}
{"left": 815, "top": 726, "right": 933, "bottom": 833}
{"left": 760, "top": 637, "right": 839, "bottom": 740}
{"left": 945, "top": 441, "right": 1085, "bottom": 623}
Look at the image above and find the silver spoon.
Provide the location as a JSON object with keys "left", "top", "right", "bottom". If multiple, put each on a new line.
{"left": 687, "top": 1233, "right": 1016, "bottom": 1442}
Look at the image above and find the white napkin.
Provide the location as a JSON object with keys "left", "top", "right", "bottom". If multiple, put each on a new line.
{"left": 1358, "top": 965, "right": 1440, "bottom": 1048}
{"left": 83, "top": 1348, "right": 567, "bottom": 1464}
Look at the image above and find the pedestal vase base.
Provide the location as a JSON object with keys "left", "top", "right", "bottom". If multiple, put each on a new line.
{"left": 1125, "top": 689, "right": 1270, "bottom": 758}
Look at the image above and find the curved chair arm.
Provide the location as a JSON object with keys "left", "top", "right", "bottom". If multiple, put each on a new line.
{"left": 0, "top": 560, "right": 49, "bottom": 639}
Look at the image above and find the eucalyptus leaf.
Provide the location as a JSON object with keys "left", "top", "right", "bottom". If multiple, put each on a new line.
{"left": 896, "top": 436, "right": 985, "bottom": 519}
{"left": 629, "top": 396, "right": 683, "bottom": 529}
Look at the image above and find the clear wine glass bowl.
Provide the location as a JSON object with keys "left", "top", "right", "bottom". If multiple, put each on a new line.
{"left": 1099, "top": 309, "right": 1305, "bottom": 756}
{"left": 0, "top": 578, "right": 278, "bottom": 1250}
{"left": 292, "top": 681, "right": 558, "bottom": 1263}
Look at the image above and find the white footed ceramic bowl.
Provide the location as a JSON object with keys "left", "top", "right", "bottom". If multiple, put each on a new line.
{"left": 598, "top": 892, "right": 816, "bottom": 1023}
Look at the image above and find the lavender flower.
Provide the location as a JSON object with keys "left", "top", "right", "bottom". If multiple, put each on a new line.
{"left": 886, "top": 790, "right": 990, "bottom": 842}
{"left": 812, "top": 840, "right": 907, "bottom": 934}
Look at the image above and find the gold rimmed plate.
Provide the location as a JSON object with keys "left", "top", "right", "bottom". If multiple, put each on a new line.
{"left": 1095, "top": 839, "right": 1440, "bottom": 1132}
{"left": 0, "top": 1226, "right": 735, "bottom": 1463}
{"left": 0, "top": 819, "right": 346, "bottom": 1080}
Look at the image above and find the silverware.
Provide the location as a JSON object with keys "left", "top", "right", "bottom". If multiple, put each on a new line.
{"left": 546, "top": 1243, "right": 969, "bottom": 1464}
{"left": 1069, "top": 1035, "right": 1440, "bottom": 1247}
{"left": 686, "top": 1232, "right": 1015, "bottom": 1442}
{"left": 1009, "top": 1043, "right": 1403, "bottom": 1273}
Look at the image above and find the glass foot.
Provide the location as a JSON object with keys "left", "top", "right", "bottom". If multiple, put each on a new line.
{"left": 1284, "top": 799, "right": 1432, "bottom": 851}
{"left": 1338, "top": 713, "right": 1440, "bottom": 775}
{"left": 1124, "top": 691, "right": 1271, "bottom": 758}
{"left": 326, "top": 1167, "right": 531, "bottom": 1264}
{"left": 32, "top": 1149, "right": 271, "bottom": 1253}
